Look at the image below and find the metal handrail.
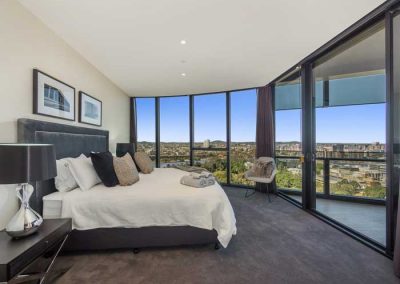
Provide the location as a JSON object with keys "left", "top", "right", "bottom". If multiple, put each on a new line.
{"left": 275, "top": 154, "right": 386, "bottom": 204}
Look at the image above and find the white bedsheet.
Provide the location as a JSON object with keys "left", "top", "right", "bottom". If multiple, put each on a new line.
{"left": 60, "top": 168, "right": 237, "bottom": 248}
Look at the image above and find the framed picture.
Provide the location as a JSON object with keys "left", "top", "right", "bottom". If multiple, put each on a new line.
{"left": 33, "top": 69, "right": 75, "bottom": 121}
{"left": 79, "top": 91, "right": 102, "bottom": 126}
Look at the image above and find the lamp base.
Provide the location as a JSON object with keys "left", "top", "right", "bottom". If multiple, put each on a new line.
{"left": 5, "top": 183, "right": 43, "bottom": 239}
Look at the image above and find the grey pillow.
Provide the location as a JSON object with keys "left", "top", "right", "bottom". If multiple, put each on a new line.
{"left": 134, "top": 152, "right": 154, "bottom": 174}
{"left": 113, "top": 153, "right": 139, "bottom": 186}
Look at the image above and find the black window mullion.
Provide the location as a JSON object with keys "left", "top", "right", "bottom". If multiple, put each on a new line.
{"left": 302, "top": 63, "right": 315, "bottom": 209}
{"left": 226, "top": 92, "right": 231, "bottom": 185}
{"left": 385, "top": 9, "right": 395, "bottom": 255}
{"left": 323, "top": 79, "right": 330, "bottom": 107}
{"left": 189, "top": 95, "right": 194, "bottom": 166}
{"left": 323, "top": 159, "right": 330, "bottom": 196}
{"left": 155, "top": 97, "right": 160, "bottom": 168}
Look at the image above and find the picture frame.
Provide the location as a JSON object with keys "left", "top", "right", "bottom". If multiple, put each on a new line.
{"left": 79, "top": 91, "right": 102, "bottom": 126}
{"left": 33, "top": 69, "right": 76, "bottom": 121}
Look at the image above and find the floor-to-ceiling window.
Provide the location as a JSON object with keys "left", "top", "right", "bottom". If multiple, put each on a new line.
{"left": 274, "top": 70, "right": 303, "bottom": 202}
{"left": 136, "top": 98, "right": 156, "bottom": 162}
{"left": 230, "top": 89, "right": 257, "bottom": 186}
{"left": 193, "top": 93, "right": 227, "bottom": 183}
{"left": 312, "top": 21, "right": 386, "bottom": 245}
{"left": 160, "top": 96, "right": 190, "bottom": 167}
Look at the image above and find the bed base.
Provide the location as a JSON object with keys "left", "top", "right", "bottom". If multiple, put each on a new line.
{"left": 63, "top": 226, "right": 219, "bottom": 252}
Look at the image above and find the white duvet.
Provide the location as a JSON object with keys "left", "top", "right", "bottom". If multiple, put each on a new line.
{"left": 61, "top": 168, "right": 237, "bottom": 248}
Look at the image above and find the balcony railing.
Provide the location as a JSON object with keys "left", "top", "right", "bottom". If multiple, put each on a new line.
{"left": 275, "top": 150, "right": 386, "bottom": 205}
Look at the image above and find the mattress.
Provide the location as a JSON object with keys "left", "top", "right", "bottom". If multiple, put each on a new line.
{"left": 42, "top": 168, "right": 237, "bottom": 247}
{"left": 42, "top": 191, "right": 69, "bottom": 219}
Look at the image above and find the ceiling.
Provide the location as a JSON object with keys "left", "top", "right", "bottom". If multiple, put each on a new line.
{"left": 19, "top": 0, "right": 385, "bottom": 97}
{"left": 314, "top": 21, "right": 386, "bottom": 79}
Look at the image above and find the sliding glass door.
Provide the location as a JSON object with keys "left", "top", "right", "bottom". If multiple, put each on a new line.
{"left": 312, "top": 21, "right": 387, "bottom": 245}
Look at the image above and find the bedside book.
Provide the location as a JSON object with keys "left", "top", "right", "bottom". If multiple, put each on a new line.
{"left": 0, "top": 219, "right": 71, "bottom": 284}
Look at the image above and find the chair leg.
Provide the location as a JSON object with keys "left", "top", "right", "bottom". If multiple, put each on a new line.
{"left": 266, "top": 183, "right": 273, "bottom": 202}
{"left": 245, "top": 188, "right": 256, "bottom": 198}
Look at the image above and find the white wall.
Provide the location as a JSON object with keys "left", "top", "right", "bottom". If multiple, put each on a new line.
{"left": 0, "top": 0, "right": 130, "bottom": 229}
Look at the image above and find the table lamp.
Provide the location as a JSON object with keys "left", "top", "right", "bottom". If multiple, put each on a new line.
{"left": 0, "top": 144, "right": 56, "bottom": 238}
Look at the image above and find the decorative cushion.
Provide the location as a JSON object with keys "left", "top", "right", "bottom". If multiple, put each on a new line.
{"left": 134, "top": 152, "right": 154, "bottom": 174}
{"left": 252, "top": 160, "right": 274, "bottom": 178}
{"left": 113, "top": 153, "right": 139, "bottom": 186}
{"left": 54, "top": 154, "right": 86, "bottom": 192}
{"left": 66, "top": 156, "right": 101, "bottom": 191}
{"left": 90, "top": 152, "right": 119, "bottom": 187}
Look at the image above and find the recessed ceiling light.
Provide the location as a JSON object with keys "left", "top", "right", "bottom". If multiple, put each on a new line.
{"left": 181, "top": 73, "right": 186, "bottom": 77}
{"left": 180, "top": 40, "right": 187, "bottom": 45}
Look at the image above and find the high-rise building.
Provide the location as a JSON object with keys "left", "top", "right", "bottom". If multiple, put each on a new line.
{"left": 203, "top": 139, "right": 210, "bottom": 148}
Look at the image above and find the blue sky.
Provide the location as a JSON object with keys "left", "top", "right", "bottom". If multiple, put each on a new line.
{"left": 137, "top": 91, "right": 385, "bottom": 144}
{"left": 275, "top": 104, "right": 385, "bottom": 143}
{"left": 136, "top": 89, "right": 257, "bottom": 142}
{"left": 160, "top": 96, "right": 189, "bottom": 142}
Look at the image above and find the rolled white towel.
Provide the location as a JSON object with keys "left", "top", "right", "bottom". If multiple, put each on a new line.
{"left": 189, "top": 172, "right": 202, "bottom": 179}
{"left": 180, "top": 175, "right": 207, "bottom": 188}
{"left": 206, "top": 176, "right": 215, "bottom": 186}
{"left": 190, "top": 171, "right": 212, "bottom": 178}
{"left": 200, "top": 171, "right": 212, "bottom": 178}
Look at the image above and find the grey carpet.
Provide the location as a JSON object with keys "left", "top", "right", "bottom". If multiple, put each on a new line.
{"left": 53, "top": 187, "right": 399, "bottom": 284}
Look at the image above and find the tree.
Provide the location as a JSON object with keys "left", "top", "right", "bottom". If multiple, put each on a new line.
{"left": 363, "top": 183, "right": 386, "bottom": 199}
{"left": 331, "top": 179, "right": 361, "bottom": 196}
{"left": 275, "top": 166, "right": 301, "bottom": 189}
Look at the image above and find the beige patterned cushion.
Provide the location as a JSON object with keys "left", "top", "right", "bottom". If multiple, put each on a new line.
{"left": 113, "top": 154, "right": 139, "bottom": 186}
{"left": 252, "top": 160, "right": 274, "bottom": 178}
{"left": 134, "top": 152, "right": 154, "bottom": 174}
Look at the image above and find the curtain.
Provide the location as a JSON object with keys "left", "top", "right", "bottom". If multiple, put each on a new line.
{"left": 255, "top": 85, "right": 276, "bottom": 193}
{"left": 130, "top": 97, "right": 137, "bottom": 146}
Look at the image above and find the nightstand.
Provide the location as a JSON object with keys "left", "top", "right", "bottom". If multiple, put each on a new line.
{"left": 0, "top": 219, "right": 72, "bottom": 284}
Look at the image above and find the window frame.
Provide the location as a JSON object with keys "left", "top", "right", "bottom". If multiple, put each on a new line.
{"left": 132, "top": 88, "right": 256, "bottom": 186}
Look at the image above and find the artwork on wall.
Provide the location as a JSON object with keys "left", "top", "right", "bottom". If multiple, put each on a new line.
{"left": 79, "top": 91, "right": 102, "bottom": 126}
{"left": 33, "top": 69, "right": 75, "bottom": 121}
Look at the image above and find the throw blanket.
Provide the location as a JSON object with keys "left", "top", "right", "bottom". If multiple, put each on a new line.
{"left": 173, "top": 165, "right": 209, "bottom": 174}
{"left": 60, "top": 168, "right": 237, "bottom": 248}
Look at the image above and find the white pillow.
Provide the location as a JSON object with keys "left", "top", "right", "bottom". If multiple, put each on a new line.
{"left": 66, "top": 156, "right": 101, "bottom": 191}
{"left": 54, "top": 154, "right": 86, "bottom": 192}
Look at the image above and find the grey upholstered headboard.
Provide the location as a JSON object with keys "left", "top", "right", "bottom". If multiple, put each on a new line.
{"left": 17, "top": 118, "right": 109, "bottom": 214}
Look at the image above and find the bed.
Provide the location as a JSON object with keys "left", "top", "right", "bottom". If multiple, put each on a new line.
{"left": 18, "top": 119, "right": 236, "bottom": 251}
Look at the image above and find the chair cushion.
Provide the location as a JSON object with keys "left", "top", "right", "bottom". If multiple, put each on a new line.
{"left": 252, "top": 159, "right": 274, "bottom": 178}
